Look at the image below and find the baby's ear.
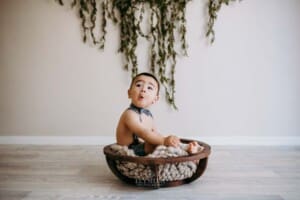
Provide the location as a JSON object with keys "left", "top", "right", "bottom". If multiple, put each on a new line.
{"left": 153, "top": 95, "right": 159, "bottom": 104}
{"left": 127, "top": 89, "right": 131, "bottom": 98}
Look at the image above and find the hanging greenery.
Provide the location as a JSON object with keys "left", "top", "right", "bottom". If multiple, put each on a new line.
{"left": 207, "top": 0, "right": 240, "bottom": 43}
{"left": 55, "top": 0, "right": 239, "bottom": 109}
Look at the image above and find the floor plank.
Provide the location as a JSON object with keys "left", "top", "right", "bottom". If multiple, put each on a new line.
{"left": 0, "top": 145, "right": 299, "bottom": 200}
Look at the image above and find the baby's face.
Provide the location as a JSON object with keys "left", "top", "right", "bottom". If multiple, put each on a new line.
{"left": 128, "top": 75, "right": 159, "bottom": 108}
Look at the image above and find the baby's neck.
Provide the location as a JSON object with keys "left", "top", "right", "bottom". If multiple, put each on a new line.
{"left": 129, "top": 103, "right": 152, "bottom": 117}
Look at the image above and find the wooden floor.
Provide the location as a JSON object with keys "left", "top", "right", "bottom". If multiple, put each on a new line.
{"left": 0, "top": 145, "right": 299, "bottom": 200}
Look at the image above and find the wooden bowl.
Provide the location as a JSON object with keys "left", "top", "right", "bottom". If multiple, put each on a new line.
{"left": 103, "top": 139, "right": 211, "bottom": 188}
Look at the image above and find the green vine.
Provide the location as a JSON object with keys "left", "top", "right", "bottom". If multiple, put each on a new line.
{"left": 207, "top": 0, "right": 240, "bottom": 43}
{"left": 55, "top": 0, "right": 239, "bottom": 109}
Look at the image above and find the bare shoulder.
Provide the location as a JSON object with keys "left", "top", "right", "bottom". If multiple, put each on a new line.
{"left": 121, "top": 109, "right": 139, "bottom": 123}
{"left": 116, "top": 109, "right": 139, "bottom": 145}
{"left": 117, "top": 109, "right": 138, "bottom": 128}
{"left": 121, "top": 109, "right": 152, "bottom": 134}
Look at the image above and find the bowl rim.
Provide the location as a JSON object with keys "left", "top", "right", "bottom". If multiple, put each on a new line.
{"left": 103, "top": 138, "right": 211, "bottom": 165}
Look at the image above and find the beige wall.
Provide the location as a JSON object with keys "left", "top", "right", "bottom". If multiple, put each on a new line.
{"left": 1, "top": 0, "right": 300, "bottom": 140}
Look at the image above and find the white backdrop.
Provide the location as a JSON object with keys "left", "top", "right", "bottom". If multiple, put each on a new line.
{"left": 1, "top": 0, "right": 299, "bottom": 145}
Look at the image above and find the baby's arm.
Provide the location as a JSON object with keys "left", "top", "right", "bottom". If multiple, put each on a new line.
{"left": 164, "top": 135, "right": 180, "bottom": 147}
{"left": 152, "top": 124, "right": 180, "bottom": 147}
{"left": 124, "top": 111, "right": 178, "bottom": 146}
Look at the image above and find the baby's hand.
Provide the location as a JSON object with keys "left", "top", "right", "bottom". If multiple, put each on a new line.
{"left": 164, "top": 135, "right": 180, "bottom": 147}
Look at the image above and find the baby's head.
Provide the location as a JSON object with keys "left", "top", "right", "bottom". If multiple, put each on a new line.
{"left": 130, "top": 73, "right": 160, "bottom": 94}
{"left": 128, "top": 72, "right": 160, "bottom": 108}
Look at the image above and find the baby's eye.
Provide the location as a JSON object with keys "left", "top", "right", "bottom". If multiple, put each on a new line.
{"left": 135, "top": 83, "right": 142, "bottom": 87}
{"left": 147, "top": 86, "right": 153, "bottom": 90}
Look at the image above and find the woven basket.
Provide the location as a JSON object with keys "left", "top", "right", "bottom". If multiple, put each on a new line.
{"left": 103, "top": 139, "right": 211, "bottom": 188}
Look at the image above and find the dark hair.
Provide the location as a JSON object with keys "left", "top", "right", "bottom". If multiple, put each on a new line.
{"left": 130, "top": 72, "right": 160, "bottom": 94}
